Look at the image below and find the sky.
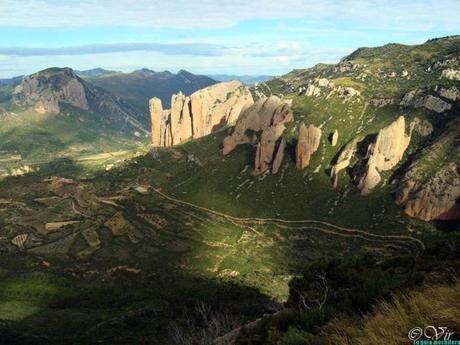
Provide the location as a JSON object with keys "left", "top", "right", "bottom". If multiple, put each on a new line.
{"left": 0, "top": 0, "right": 459, "bottom": 78}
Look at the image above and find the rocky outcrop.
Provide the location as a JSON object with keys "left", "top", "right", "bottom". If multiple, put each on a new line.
{"left": 150, "top": 81, "right": 253, "bottom": 147}
{"left": 12, "top": 67, "right": 89, "bottom": 114}
{"left": 355, "top": 116, "right": 411, "bottom": 195}
{"left": 439, "top": 86, "right": 460, "bottom": 101}
{"left": 223, "top": 96, "right": 293, "bottom": 174}
{"left": 394, "top": 119, "right": 460, "bottom": 221}
{"left": 295, "top": 124, "right": 322, "bottom": 169}
{"left": 12, "top": 67, "right": 149, "bottom": 134}
{"left": 441, "top": 68, "right": 460, "bottom": 81}
{"left": 254, "top": 124, "right": 286, "bottom": 175}
{"left": 330, "top": 137, "right": 360, "bottom": 188}
{"left": 331, "top": 130, "right": 339, "bottom": 146}
{"left": 400, "top": 90, "right": 452, "bottom": 113}
{"left": 410, "top": 117, "right": 433, "bottom": 137}
{"left": 396, "top": 163, "right": 460, "bottom": 221}
{"left": 271, "top": 138, "right": 286, "bottom": 174}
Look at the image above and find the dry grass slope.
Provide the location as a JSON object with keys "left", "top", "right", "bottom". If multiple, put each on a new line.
{"left": 323, "top": 281, "right": 460, "bottom": 345}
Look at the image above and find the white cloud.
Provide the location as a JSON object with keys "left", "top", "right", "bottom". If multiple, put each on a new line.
{"left": 0, "top": 0, "right": 459, "bottom": 31}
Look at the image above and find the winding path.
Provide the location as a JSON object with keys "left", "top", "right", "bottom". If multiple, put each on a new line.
{"left": 150, "top": 187, "right": 425, "bottom": 253}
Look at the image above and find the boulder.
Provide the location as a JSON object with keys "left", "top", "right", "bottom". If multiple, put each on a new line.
{"left": 295, "top": 124, "right": 322, "bottom": 169}
{"left": 331, "top": 130, "right": 339, "bottom": 146}
{"left": 439, "top": 86, "right": 460, "bottom": 101}
{"left": 441, "top": 68, "right": 460, "bottom": 81}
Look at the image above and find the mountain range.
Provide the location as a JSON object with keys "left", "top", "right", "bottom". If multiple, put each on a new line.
{"left": 0, "top": 36, "right": 459, "bottom": 345}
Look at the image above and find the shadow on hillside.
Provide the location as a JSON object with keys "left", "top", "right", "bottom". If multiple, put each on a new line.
{"left": 0, "top": 269, "right": 277, "bottom": 345}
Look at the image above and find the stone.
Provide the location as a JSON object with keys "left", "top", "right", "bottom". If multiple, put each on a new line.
{"left": 12, "top": 68, "right": 89, "bottom": 114}
{"left": 439, "top": 86, "right": 460, "bottom": 101}
{"left": 150, "top": 81, "right": 253, "bottom": 147}
{"left": 330, "top": 137, "right": 359, "bottom": 188}
{"left": 410, "top": 118, "right": 433, "bottom": 137}
{"left": 254, "top": 123, "right": 286, "bottom": 175}
{"left": 271, "top": 138, "right": 286, "bottom": 174}
{"left": 356, "top": 116, "right": 411, "bottom": 194}
{"left": 11, "top": 233, "right": 28, "bottom": 248}
{"left": 149, "top": 98, "right": 163, "bottom": 146}
{"left": 305, "top": 84, "right": 321, "bottom": 97}
{"left": 394, "top": 119, "right": 460, "bottom": 221}
{"left": 331, "top": 130, "right": 339, "bottom": 146}
{"left": 223, "top": 96, "right": 292, "bottom": 153}
{"left": 295, "top": 124, "right": 322, "bottom": 169}
{"left": 441, "top": 68, "right": 460, "bottom": 81}
{"left": 223, "top": 96, "right": 293, "bottom": 174}
{"left": 400, "top": 90, "right": 451, "bottom": 113}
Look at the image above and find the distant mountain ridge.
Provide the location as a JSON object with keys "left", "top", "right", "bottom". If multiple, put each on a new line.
{"left": 86, "top": 68, "right": 217, "bottom": 113}
{"left": 209, "top": 74, "right": 273, "bottom": 85}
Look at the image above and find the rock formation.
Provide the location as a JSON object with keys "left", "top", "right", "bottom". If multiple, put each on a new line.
{"left": 439, "top": 86, "right": 460, "bottom": 101}
{"left": 396, "top": 163, "right": 460, "bottom": 221}
{"left": 295, "top": 124, "right": 322, "bottom": 169}
{"left": 150, "top": 81, "right": 253, "bottom": 147}
{"left": 394, "top": 119, "right": 460, "bottom": 221}
{"left": 330, "top": 137, "right": 360, "bottom": 188}
{"left": 12, "top": 67, "right": 89, "bottom": 114}
{"left": 441, "top": 68, "right": 460, "bottom": 81}
{"left": 223, "top": 96, "right": 293, "bottom": 175}
{"left": 331, "top": 130, "right": 339, "bottom": 146}
{"left": 355, "top": 116, "right": 411, "bottom": 195}
{"left": 271, "top": 138, "right": 286, "bottom": 174}
{"left": 400, "top": 90, "right": 452, "bottom": 113}
{"left": 12, "top": 67, "right": 149, "bottom": 134}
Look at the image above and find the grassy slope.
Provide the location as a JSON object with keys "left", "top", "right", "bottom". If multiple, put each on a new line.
{"left": 0, "top": 37, "right": 459, "bottom": 344}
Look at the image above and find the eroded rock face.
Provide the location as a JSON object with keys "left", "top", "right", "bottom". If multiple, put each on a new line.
{"left": 223, "top": 96, "right": 293, "bottom": 174}
{"left": 394, "top": 119, "right": 460, "bottom": 221}
{"left": 12, "top": 68, "right": 89, "bottom": 114}
{"left": 400, "top": 90, "right": 452, "bottom": 113}
{"left": 410, "top": 117, "right": 433, "bottom": 137}
{"left": 271, "top": 138, "right": 286, "bottom": 174}
{"left": 439, "top": 86, "right": 460, "bottom": 101}
{"left": 396, "top": 163, "right": 460, "bottom": 221}
{"left": 331, "top": 130, "right": 339, "bottom": 146}
{"left": 150, "top": 81, "right": 253, "bottom": 147}
{"left": 330, "top": 137, "right": 359, "bottom": 188}
{"left": 355, "top": 116, "right": 411, "bottom": 195}
{"left": 295, "top": 124, "right": 322, "bottom": 169}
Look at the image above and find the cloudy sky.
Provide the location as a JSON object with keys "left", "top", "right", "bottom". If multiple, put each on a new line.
{"left": 0, "top": 0, "right": 459, "bottom": 77}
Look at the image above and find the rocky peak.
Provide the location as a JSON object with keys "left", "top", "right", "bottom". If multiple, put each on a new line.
{"left": 150, "top": 81, "right": 253, "bottom": 147}
{"left": 355, "top": 116, "right": 411, "bottom": 195}
{"left": 223, "top": 96, "right": 293, "bottom": 175}
{"left": 12, "top": 67, "right": 89, "bottom": 114}
{"left": 295, "top": 124, "right": 322, "bottom": 169}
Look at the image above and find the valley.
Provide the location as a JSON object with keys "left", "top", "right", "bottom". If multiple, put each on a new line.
{"left": 0, "top": 35, "right": 459, "bottom": 345}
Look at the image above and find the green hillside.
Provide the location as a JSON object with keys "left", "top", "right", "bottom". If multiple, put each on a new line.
{"left": 87, "top": 69, "right": 217, "bottom": 115}
{"left": 0, "top": 36, "right": 459, "bottom": 344}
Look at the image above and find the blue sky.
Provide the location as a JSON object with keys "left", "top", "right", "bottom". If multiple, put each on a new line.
{"left": 0, "top": 0, "right": 459, "bottom": 77}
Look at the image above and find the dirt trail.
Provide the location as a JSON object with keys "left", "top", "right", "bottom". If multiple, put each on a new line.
{"left": 150, "top": 187, "right": 425, "bottom": 253}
